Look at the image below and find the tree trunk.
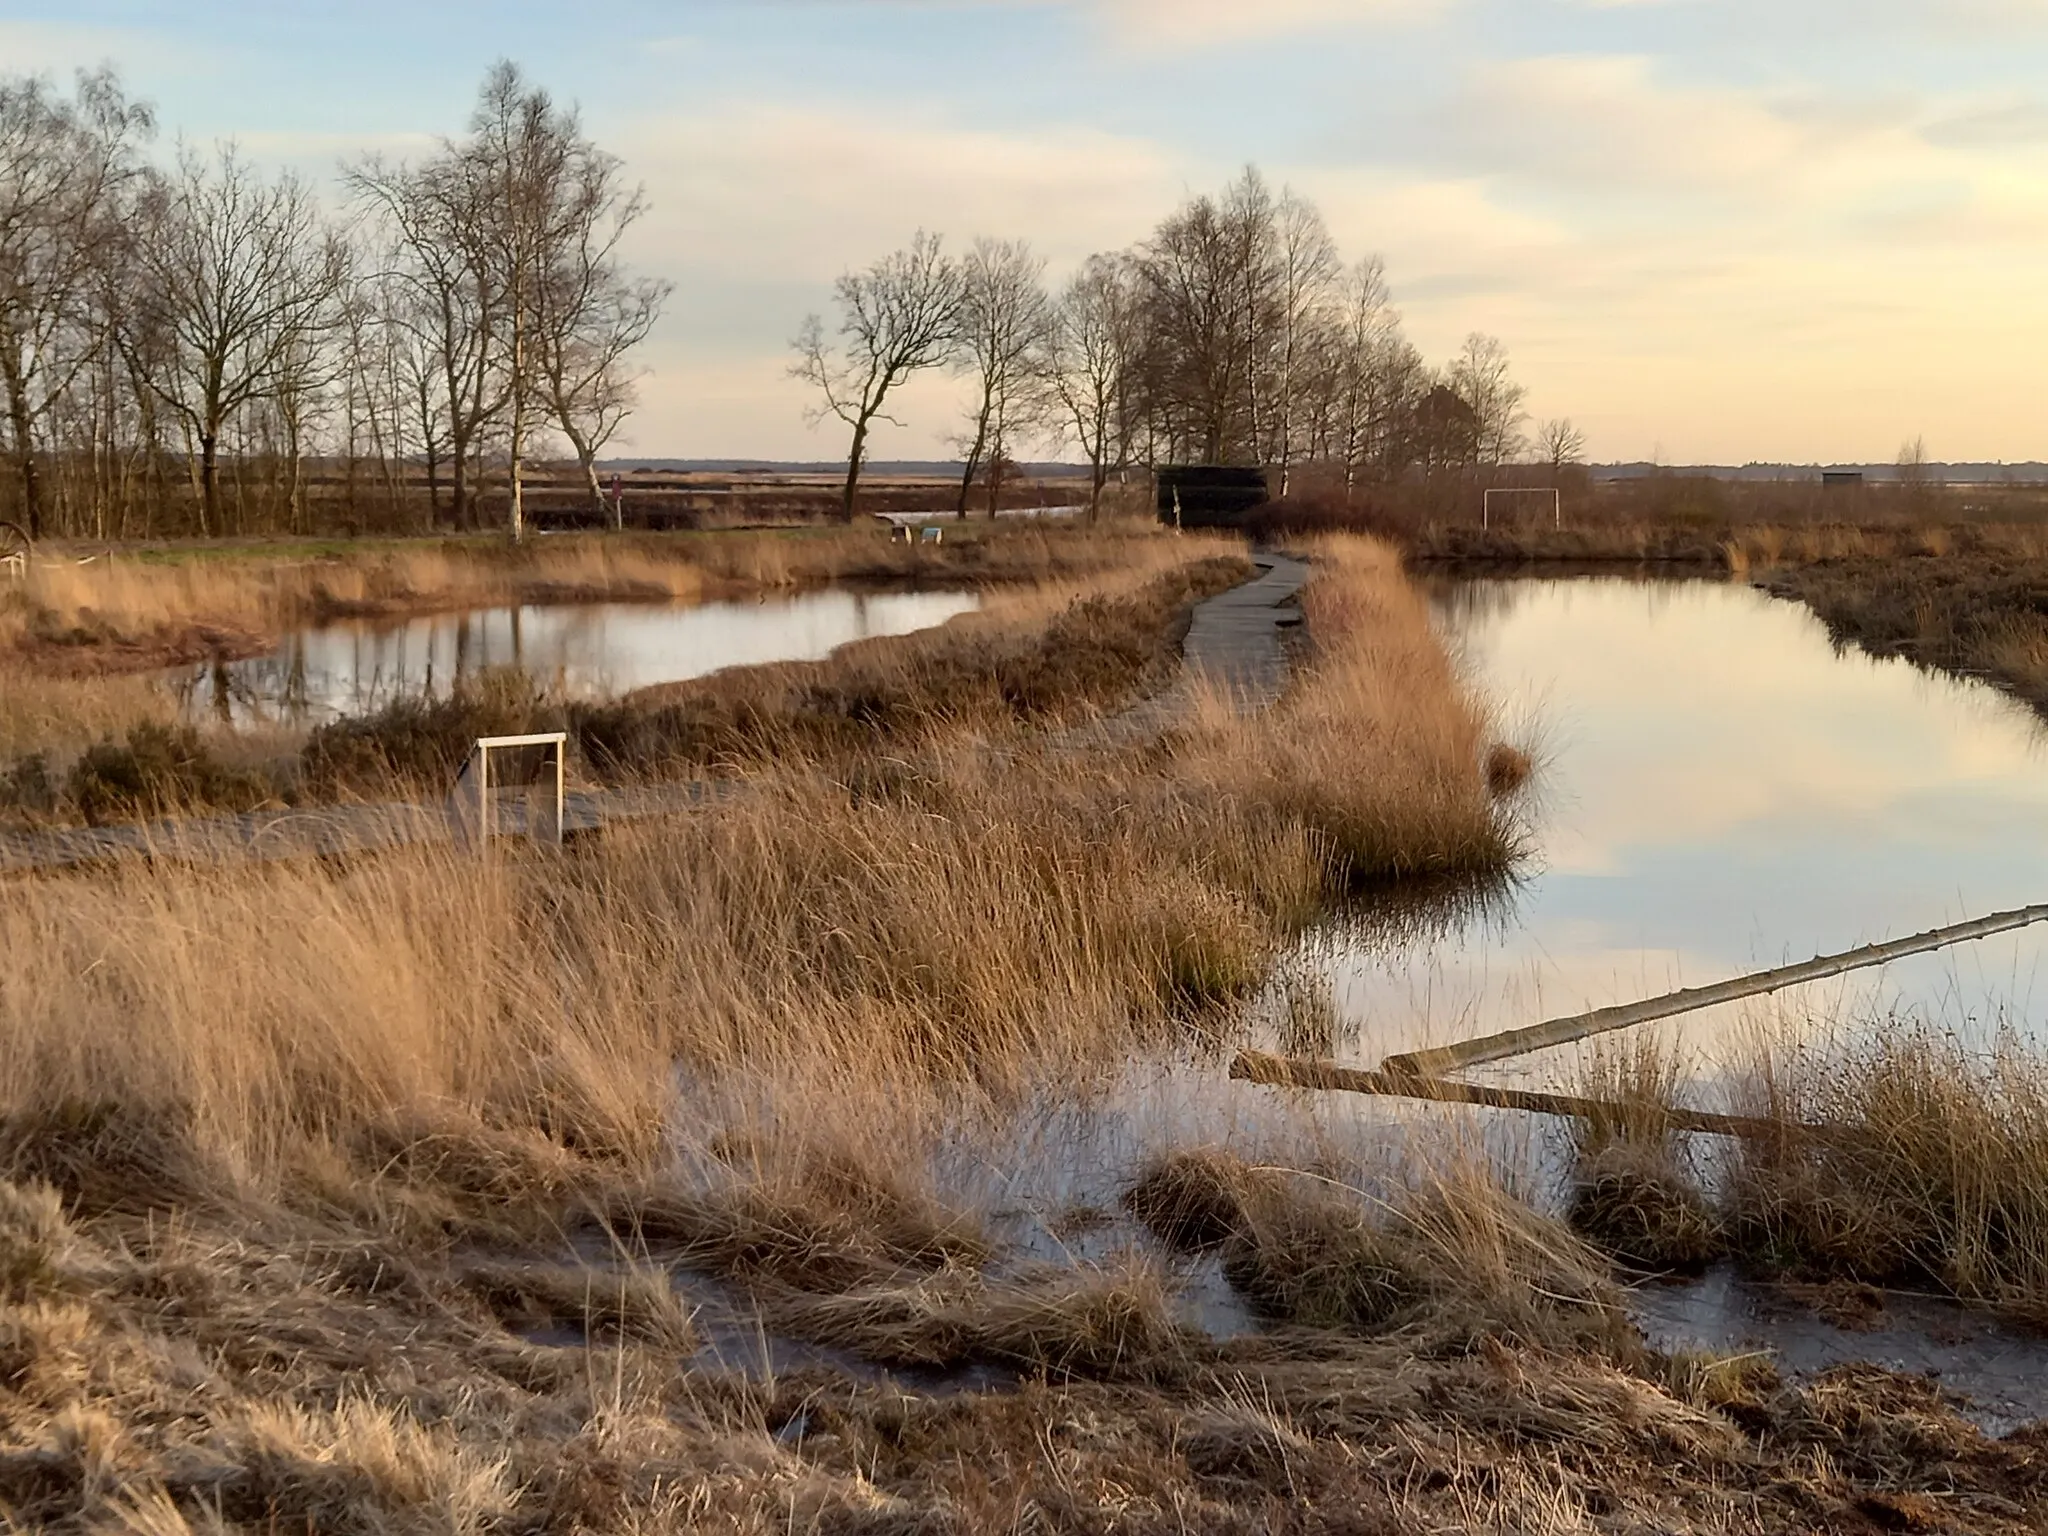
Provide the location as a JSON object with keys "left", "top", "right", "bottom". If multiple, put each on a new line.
{"left": 560, "top": 419, "right": 611, "bottom": 529}
{"left": 956, "top": 401, "right": 991, "bottom": 518}
{"left": 450, "top": 422, "right": 471, "bottom": 531}
{"left": 198, "top": 429, "right": 219, "bottom": 538}
{"left": 509, "top": 394, "right": 526, "bottom": 542}
{"left": 0, "top": 341, "right": 44, "bottom": 539}
{"left": 840, "top": 415, "right": 870, "bottom": 523}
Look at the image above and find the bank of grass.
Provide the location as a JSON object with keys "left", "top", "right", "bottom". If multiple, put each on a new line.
{"left": 0, "top": 537, "right": 1242, "bottom": 825}
{"left": 1560, "top": 1022, "right": 2048, "bottom": 1325}
{"left": 1757, "top": 541, "right": 2048, "bottom": 715}
{"left": 1374, "top": 481, "right": 2048, "bottom": 724}
{"left": 3, "top": 539, "right": 2035, "bottom": 1528}
{"left": 0, "top": 522, "right": 1180, "bottom": 681}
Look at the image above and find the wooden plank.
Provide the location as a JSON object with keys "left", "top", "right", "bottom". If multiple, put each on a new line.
{"left": 1378, "top": 903, "right": 2048, "bottom": 1081}
{"left": 1229, "top": 1050, "right": 1792, "bottom": 1139}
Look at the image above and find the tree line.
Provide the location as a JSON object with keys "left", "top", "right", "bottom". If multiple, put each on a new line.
{"left": 796, "top": 168, "right": 1584, "bottom": 522}
{"left": 0, "top": 61, "right": 668, "bottom": 541}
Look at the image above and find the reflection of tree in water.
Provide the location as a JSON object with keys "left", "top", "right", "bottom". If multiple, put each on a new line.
{"left": 1252, "top": 868, "right": 1530, "bottom": 1061}
{"left": 1428, "top": 574, "right": 1717, "bottom": 636}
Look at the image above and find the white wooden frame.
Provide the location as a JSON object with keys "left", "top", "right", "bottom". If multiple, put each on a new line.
{"left": 453, "top": 732, "right": 567, "bottom": 847}
{"left": 1482, "top": 487, "right": 1562, "bottom": 531}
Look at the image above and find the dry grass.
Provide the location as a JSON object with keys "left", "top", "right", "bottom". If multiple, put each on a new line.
{"left": 0, "top": 525, "right": 1194, "bottom": 679}
{"left": 1176, "top": 536, "right": 1520, "bottom": 883}
{"left": 0, "top": 536, "right": 1508, "bottom": 1182}
{"left": 5, "top": 535, "right": 1244, "bottom": 827}
{"left": 1552, "top": 1020, "right": 2048, "bottom": 1316}
{"left": 1127, "top": 1147, "right": 1632, "bottom": 1357}
{"left": 1562, "top": 1036, "right": 1725, "bottom": 1275}
{"left": 12, "top": 537, "right": 2029, "bottom": 1527}
{"left": 0, "top": 667, "right": 176, "bottom": 765}
{"left": 1726, "top": 1022, "right": 2048, "bottom": 1319}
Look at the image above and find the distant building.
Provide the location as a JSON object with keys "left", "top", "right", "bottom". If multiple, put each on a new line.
{"left": 1155, "top": 465, "right": 1271, "bottom": 528}
{"left": 1822, "top": 471, "right": 1865, "bottom": 490}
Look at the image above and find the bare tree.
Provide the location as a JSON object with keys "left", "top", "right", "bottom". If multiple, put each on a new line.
{"left": 463, "top": 61, "right": 583, "bottom": 542}
{"left": 125, "top": 144, "right": 344, "bottom": 536}
{"left": 1898, "top": 434, "right": 1930, "bottom": 487}
{"left": 1135, "top": 193, "right": 1246, "bottom": 464}
{"left": 349, "top": 152, "right": 503, "bottom": 530}
{"left": 951, "top": 237, "right": 1048, "bottom": 517}
{"left": 1450, "top": 332, "right": 1527, "bottom": 470}
{"left": 792, "top": 231, "right": 963, "bottom": 522}
{"left": 1539, "top": 417, "right": 1587, "bottom": 480}
{"left": 1047, "top": 253, "right": 1140, "bottom": 523}
{"left": 530, "top": 147, "right": 671, "bottom": 525}
{"left": 0, "top": 68, "right": 152, "bottom": 536}
{"left": 1268, "top": 190, "right": 1339, "bottom": 496}
{"left": 1329, "top": 256, "right": 1405, "bottom": 500}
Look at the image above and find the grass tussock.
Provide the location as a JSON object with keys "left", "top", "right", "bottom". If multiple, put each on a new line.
{"left": 458, "top": 1258, "right": 698, "bottom": 1351}
{"left": 1565, "top": 1036, "right": 1725, "bottom": 1274}
{"left": 1127, "top": 1148, "right": 1632, "bottom": 1356}
{"left": 1556, "top": 1020, "right": 2048, "bottom": 1319}
{"left": 760, "top": 1257, "right": 1193, "bottom": 1378}
{"left": 1727, "top": 1023, "right": 2048, "bottom": 1319}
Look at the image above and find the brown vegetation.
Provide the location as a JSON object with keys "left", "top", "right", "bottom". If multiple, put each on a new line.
{"left": 0, "top": 528, "right": 1234, "bottom": 825}
{"left": 1558, "top": 1022, "right": 2048, "bottom": 1325}
{"left": 0, "top": 523, "right": 1176, "bottom": 680}
{"left": 21, "top": 541, "right": 1906, "bottom": 1529}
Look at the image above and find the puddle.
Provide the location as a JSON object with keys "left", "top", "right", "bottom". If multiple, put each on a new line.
{"left": 173, "top": 586, "right": 982, "bottom": 726}
{"left": 1633, "top": 1267, "right": 2048, "bottom": 1436}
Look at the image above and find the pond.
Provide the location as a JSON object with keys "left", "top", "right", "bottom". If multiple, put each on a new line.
{"left": 1002, "top": 573, "right": 2048, "bottom": 1200}
{"left": 1335, "top": 575, "right": 2048, "bottom": 1083}
{"left": 962, "top": 574, "right": 2048, "bottom": 1420}
{"left": 172, "top": 587, "right": 983, "bottom": 726}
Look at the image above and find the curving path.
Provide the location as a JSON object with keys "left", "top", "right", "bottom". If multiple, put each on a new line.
{"left": 0, "top": 552, "right": 1310, "bottom": 877}
{"left": 1053, "top": 551, "right": 1308, "bottom": 752}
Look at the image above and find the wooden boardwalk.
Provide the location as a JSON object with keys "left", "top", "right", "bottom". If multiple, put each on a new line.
{"left": 1055, "top": 551, "right": 1308, "bottom": 752}
{"left": 0, "top": 554, "right": 1311, "bottom": 878}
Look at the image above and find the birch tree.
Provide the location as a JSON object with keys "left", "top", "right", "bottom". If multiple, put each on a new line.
{"left": 1268, "top": 190, "right": 1340, "bottom": 495}
{"left": 0, "top": 69, "right": 151, "bottom": 536}
{"left": 126, "top": 144, "right": 343, "bottom": 536}
{"left": 951, "top": 238, "right": 1048, "bottom": 516}
{"left": 792, "top": 231, "right": 963, "bottom": 522}
{"left": 1046, "top": 253, "right": 1139, "bottom": 523}
{"left": 530, "top": 147, "right": 670, "bottom": 525}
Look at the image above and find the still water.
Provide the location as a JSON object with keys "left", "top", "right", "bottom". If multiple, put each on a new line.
{"left": 1333, "top": 576, "right": 2048, "bottom": 1083}
{"left": 995, "top": 572, "right": 2048, "bottom": 1204}
{"left": 968, "top": 576, "right": 2048, "bottom": 1416}
{"left": 176, "top": 587, "right": 982, "bottom": 725}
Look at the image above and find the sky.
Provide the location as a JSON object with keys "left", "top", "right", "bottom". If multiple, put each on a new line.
{"left": 6, "top": 0, "right": 2048, "bottom": 465}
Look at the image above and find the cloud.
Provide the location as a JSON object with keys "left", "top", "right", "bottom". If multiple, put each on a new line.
{"left": 622, "top": 98, "right": 1178, "bottom": 284}
{"left": 1087, "top": 0, "right": 1445, "bottom": 48}
{"left": 0, "top": 19, "right": 216, "bottom": 81}
{"left": 611, "top": 97, "right": 1184, "bottom": 455}
{"left": 1923, "top": 99, "right": 2048, "bottom": 146}
{"left": 1439, "top": 55, "right": 1917, "bottom": 197}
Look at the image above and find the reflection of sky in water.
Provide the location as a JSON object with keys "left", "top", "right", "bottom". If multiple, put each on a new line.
{"left": 974, "top": 575, "right": 2048, "bottom": 1209}
{"left": 932, "top": 574, "right": 2048, "bottom": 1380}
{"left": 1335, "top": 576, "right": 2048, "bottom": 1078}
{"left": 178, "top": 589, "right": 983, "bottom": 725}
